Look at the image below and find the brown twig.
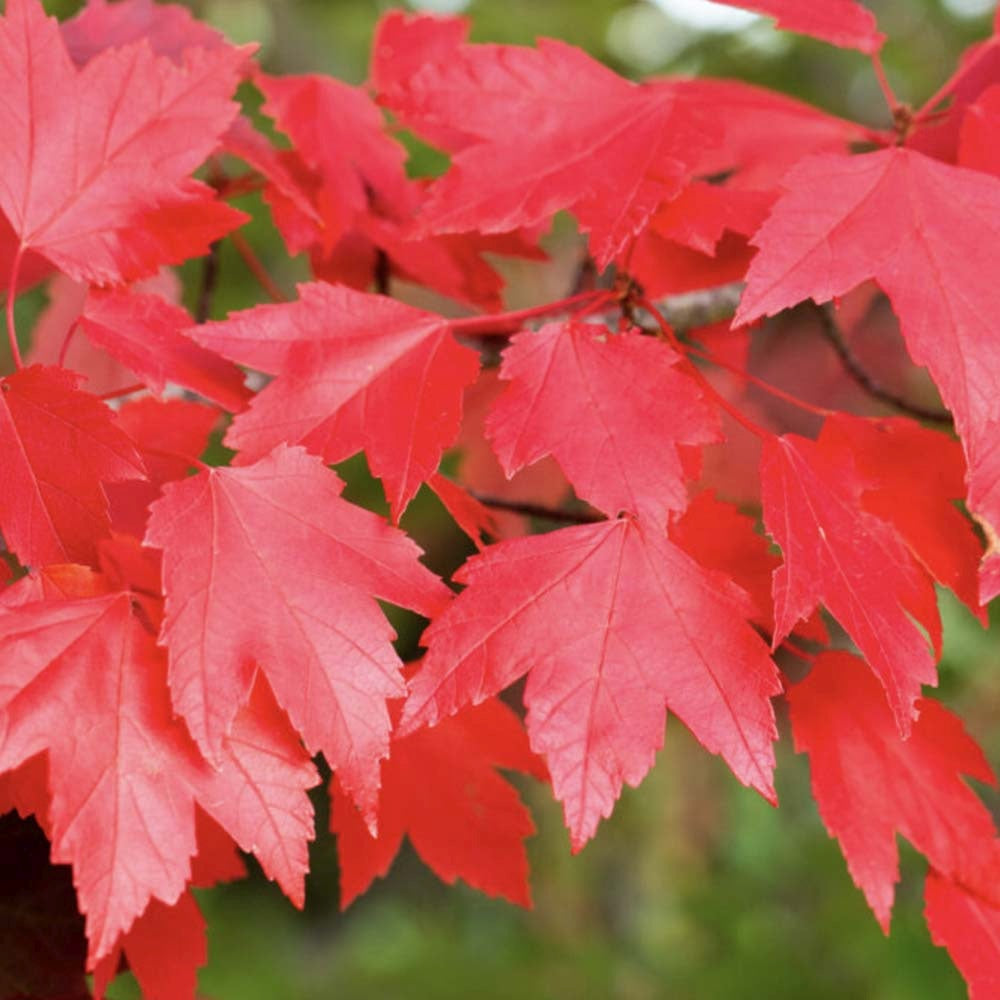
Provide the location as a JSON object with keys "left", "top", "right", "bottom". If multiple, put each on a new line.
{"left": 810, "top": 302, "right": 953, "bottom": 425}
{"left": 196, "top": 240, "right": 222, "bottom": 323}
{"left": 468, "top": 491, "right": 604, "bottom": 525}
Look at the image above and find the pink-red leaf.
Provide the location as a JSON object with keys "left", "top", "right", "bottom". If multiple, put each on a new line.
{"left": 92, "top": 891, "right": 207, "bottom": 1000}
{"left": 925, "top": 871, "right": 1000, "bottom": 1000}
{"left": 79, "top": 289, "right": 251, "bottom": 411}
{"left": 189, "top": 679, "right": 318, "bottom": 908}
{"left": 789, "top": 652, "right": 1000, "bottom": 931}
{"left": 107, "top": 398, "right": 220, "bottom": 537}
{"left": 0, "top": 366, "right": 145, "bottom": 567}
{"left": 760, "top": 432, "right": 940, "bottom": 732}
{"left": 0, "top": 582, "right": 203, "bottom": 962}
{"left": 427, "top": 472, "right": 499, "bottom": 550}
{"left": 820, "top": 415, "right": 984, "bottom": 619}
{"left": 0, "top": 0, "right": 247, "bottom": 283}
{"left": 189, "top": 282, "right": 481, "bottom": 520}
{"left": 382, "top": 33, "right": 714, "bottom": 267}
{"left": 736, "top": 148, "right": 1000, "bottom": 600}
{"left": 713, "top": 0, "right": 884, "bottom": 53}
{"left": 488, "top": 322, "right": 720, "bottom": 524}
{"left": 332, "top": 697, "right": 543, "bottom": 908}
{"left": 0, "top": 565, "right": 321, "bottom": 964}
{"left": 403, "top": 517, "right": 780, "bottom": 849}
{"left": 145, "top": 444, "right": 450, "bottom": 824}
{"left": 62, "top": 0, "right": 237, "bottom": 66}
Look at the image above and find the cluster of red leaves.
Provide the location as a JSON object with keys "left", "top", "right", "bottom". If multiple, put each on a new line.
{"left": 2, "top": 0, "right": 1000, "bottom": 995}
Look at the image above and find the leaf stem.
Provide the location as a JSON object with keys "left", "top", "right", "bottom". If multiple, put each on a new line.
{"left": 913, "top": 38, "right": 995, "bottom": 125}
{"left": 5, "top": 244, "right": 25, "bottom": 370}
{"left": 449, "top": 290, "right": 611, "bottom": 337}
{"left": 870, "top": 51, "right": 902, "bottom": 120}
{"left": 637, "top": 296, "right": 773, "bottom": 442}
{"left": 682, "top": 340, "right": 837, "bottom": 419}
{"left": 57, "top": 321, "right": 80, "bottom": 369}
{"left": 99, "top": 383, "right": 147, "bottom": 401}
{"left": 230, "top": 230, "right": 288, "bottom": 303}
{"left": 142, "top": 444, "right": 213, "bottom": 473}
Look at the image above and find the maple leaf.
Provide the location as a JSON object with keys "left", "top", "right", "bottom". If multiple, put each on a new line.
{"left": 819, "top": 415, "right": 984, "bottom": 619}
{"left": 0, "top": 566, "right": 320, "bottom": 963}
{"left": 78, "top": 289, "right": 251, "bottom": 411}
{"left": 0, "top": 0, "right": 248, "bottom": 284}
{"left": 220, "top": 115, "right": 322, "bottom": 226}
{"left": 107, "top": 397, "right": 221, "bottom": 537}
{"left": 188, "top": 282, "right": 481, "bottom": 520}
{"left": 760, "top": 431, "right": 940, "bottom": 732}
{"left": 254, "top": 71, "right": 540, "bottom": 310}
{"left": 402, "top": 517, "right": 780, "bottom": 849}
{"left": 788, "top": 651, "right": 1000, "bottom": 931}
{"left": 370, "top": 12, "right": 471, "bottom": 151}
{"left": 455, "top": 368, "right": 569, "bottom": 540}
{"left": 427, "top": 472, "right": 499, "bottom": 551}
{"left": 255, "top": 71, "right": 410, "bottom": 251}
{"left": 0, "top": 575, "right": 204, "bottom": 961}
{"left": 61, "top": 0, "right": 237, "bottom": 66}
{"left": 331, "top": 696, "right": 545, "bottom": 908}
{"left": 378, "top": 27, "right": 715, "bottom": 267}
{"left": 713, "top": 0, "right": 884, "bottom": 53}
{"left": 91, "top": 891, "right": 206, "bottom": 1000}
{"left": 908, "top": 33, "right": 1000, "bottom": 163}
{"left": 925, "top": 870, "right": 1000, "bottom": 1000}
{"left": 647, "top": 182, "right": 773, "bottom": 257}
{"left": 145, "top": 444, "right": 451, "bottom": 825}
{"left": 736, "top": 147, "right": 1000, "bottom": 601}
{"left": 669, "top": 489, "right": 825, "bottom": 644}
{"left": 487, "top": 322, "right": 720, "bottom": 525}
{"left": 665, "top": 78, "right": 869, "bottom": 187}
{"left": 0, "top": 365, "right": 146, "bottom": 568}
{"left": 0, "top": 211, "right": 52, "bottom": 294}
{"left": 959, "top": 83, "right": 1000, "bottom": 178}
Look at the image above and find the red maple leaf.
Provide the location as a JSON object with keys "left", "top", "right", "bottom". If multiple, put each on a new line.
{"left": 61, "top": 0, "right": 237, "bottom": 65}
{"left": 377, "top": 20, "right": 716, "bottom": 267}
{"left": 0, "top": 566, "right": 320, "bottom": 964}
{"left": 760, "top": 430, "right": 941, "bottom": 732}
{"left": 402, "top": 516, "right": 780, "bottom": 849}
{"left": 487, "top": 322, "right": 721, "bottom": 525}
{"left": 91, "top": 891, "right": 206, "bottom": 1000}
{"left": 819, "top": 415, "right": 984, "bottom": 619}
{"left": 713, "top": 0, "right": 884, "bottom": 52}
{"left": 145, "top": 444, "right": 451, "bottom": 825}
{"left": 78, "top": 289, "right": 251, "bottom": 411}
{"left": 331, "top": 696, "right": 545, "bottom": 908}
{"left": 789, "top": 651, "right": 1000, "bottom": 931}
{"left": 106, "top": 397, "right": 221, "bottom": 537}
{"left": 737, "top": 147, "right": 1000, "bottom": 601}
{"left": 0, "top": 0, "right": 248, "bottom": 285}
{"left": 0, "top": 366, "right": 146, "bottom": 568}
{"left": 188, "top": 282, "right": 481, "bottom": 520}
{"left": 925, "top": 870, "right": 1000, "bottom": 1000}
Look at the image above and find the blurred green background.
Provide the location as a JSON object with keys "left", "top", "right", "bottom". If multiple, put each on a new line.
{"left": 30, "top": 0, "right": 1000, "bottom": 996}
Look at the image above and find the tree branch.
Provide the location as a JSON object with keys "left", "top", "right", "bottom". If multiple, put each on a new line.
{"left": 468, "top": 491, "right": 605, "bottom": 525}
{"left": 811, "top": 302, "right": 953, "bottom": 425}
{"left": 195, "top": 239, "right": 222, "bottom": 323}
{"left": 656, "top": 282, "right": 745, "bottom": 334}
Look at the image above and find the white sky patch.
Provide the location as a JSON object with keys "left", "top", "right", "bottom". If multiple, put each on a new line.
{"left": 407, "top": 0, "right": 472, "bottom": 12}
{"left": 650, "top": 0, "right": 762, "bottom": 32}
{"left": 941, "top": 0, "right": 995, "bottom": 19}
